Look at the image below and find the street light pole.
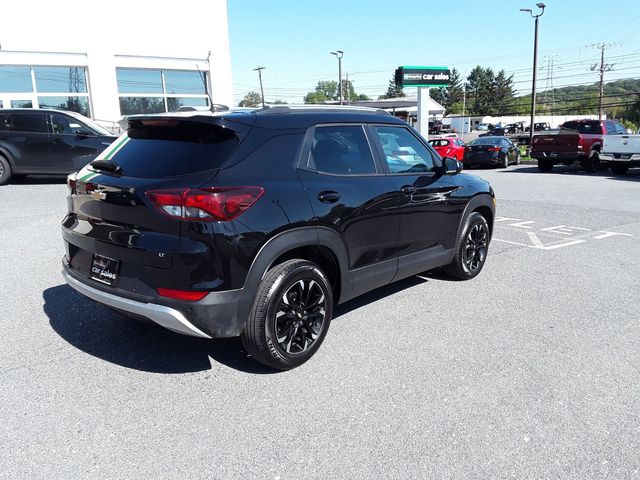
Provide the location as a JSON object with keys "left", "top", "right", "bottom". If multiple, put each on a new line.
{"left": 520, "top": 3, "right": 546, "bottom": 147}
{"left": 253, "top": 66, "right": 266, "bottom": 107}
{"left": 330, "top": 50, "right": 344, "bottom": 105}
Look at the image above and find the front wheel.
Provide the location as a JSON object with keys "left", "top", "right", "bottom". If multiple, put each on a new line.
{"left": 611, "top": 163, "right": 629, "bottom": 175}
{"left": 442, "top": 212, "right": 490, "bottom": 280}
{"left": 502, "top": 154, "right": 509, "bottom": 168}
{"left": 515, "top": 151, "right": 521, "bottom": 165}
{"left": 241, "top": 259, "right": 333, "bottom": 370}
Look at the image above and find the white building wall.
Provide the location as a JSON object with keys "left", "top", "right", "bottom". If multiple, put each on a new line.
{"left": 0, "top": 0, "right": 232, "bottom": 122}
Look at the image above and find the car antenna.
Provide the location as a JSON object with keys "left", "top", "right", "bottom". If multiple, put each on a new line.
{"left": 197, "top": 51, "right": 216, "bottom": 112}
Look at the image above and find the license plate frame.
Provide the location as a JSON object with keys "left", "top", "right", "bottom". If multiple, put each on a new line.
{"left": 90, "top": 254, "right": 120, "bottom": 286}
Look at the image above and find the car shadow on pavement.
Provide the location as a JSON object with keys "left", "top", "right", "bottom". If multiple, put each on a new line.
{"left": 8, "top": 175, "right": 67, "bottom": 185}
{"left": 500, "top": 165, "right": 640, "bottom": 181}
{"left": 43, "top": 284, "right": 276, "bottom": 375}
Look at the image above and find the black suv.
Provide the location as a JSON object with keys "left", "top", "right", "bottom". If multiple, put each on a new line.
{"left": 62, "top": 107, "right": 495, "bottom": 370}
{"left": 0, "top": 108, "right": 117, "bottom": 184}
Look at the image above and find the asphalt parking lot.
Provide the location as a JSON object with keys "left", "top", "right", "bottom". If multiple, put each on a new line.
{"left": 1, "top": 166, "right": 639, "bottom": 479}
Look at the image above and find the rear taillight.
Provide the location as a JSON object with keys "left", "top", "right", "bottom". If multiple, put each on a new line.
{"left": 157, "top": 288, "right": 208, "bottom": 301}
{"left": 67, "top": 173, "right": 77, "bottom": 193}
{"left": 146, "top": 186, "right": 264, "bottom": 221}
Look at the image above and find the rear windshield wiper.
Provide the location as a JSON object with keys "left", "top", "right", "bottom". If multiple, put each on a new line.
{"left": 91, "top": 159, "right": 124, "bottom": 175}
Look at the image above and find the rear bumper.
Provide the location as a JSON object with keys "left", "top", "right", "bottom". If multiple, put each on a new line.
{"left": 62, "top": 260, "right": 257, "bottom": 338}
{"left": 63, "top": 269, "right": 212, "bottom": 338}
{"left": 530, "top": 151, "right": 585, "bottom": 161}
{"left": 463, "top": 155, "right": 502, "bottom": 166}
{"left": 599, "top": 153, "right": 640, "bottom": 164}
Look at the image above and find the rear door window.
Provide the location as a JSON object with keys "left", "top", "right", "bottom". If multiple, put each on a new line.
{"left": 97, "top": 120, "right": 240, "bottom": 178}
{"left": 308, "top": 125, "right": 376, "bottom": 175}
{"left": 2, "top": 112, "right": 47, "bottom": 133}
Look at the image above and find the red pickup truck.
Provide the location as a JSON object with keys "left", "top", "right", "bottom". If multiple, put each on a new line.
{"left": 531, "top": 119, "right": 626, "bottom": 173}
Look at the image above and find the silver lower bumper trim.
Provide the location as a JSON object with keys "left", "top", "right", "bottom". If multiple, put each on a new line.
{"left": 62, "top": 271, "right": 212, "bottom": 339}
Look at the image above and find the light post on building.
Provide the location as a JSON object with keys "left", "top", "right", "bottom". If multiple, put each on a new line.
{"left": 520, "top": 3, "right": 546, "bottom": 147}
{"left": 330, "top": 50, "right": 344, "bottom": 105}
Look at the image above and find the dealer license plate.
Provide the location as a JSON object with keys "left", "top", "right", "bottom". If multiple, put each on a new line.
{"left": 90, "top": 254, "right": 120, "bottom": 286}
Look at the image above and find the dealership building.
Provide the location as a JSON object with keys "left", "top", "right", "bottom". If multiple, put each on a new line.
{"left": 0, "top": 0, "right": 232, "bottom": 130}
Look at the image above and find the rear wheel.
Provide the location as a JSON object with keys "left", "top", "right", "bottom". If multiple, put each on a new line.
{"left": 0, "top": 156, "right": 12, "bottom": 185}
{"left": 442, "top": 212, "right": 490, "bottom": 280}
{"left": 538, "top": 158, "right": 553, "bottom": 172}
{"left": 583, "top": 150, "right": 599, "bottom": 173}
{"left": 611, "top": 163, "right": 629, "bottom": 175}
{"left": 241, "top": 259, "right": 333, "bottom": 370}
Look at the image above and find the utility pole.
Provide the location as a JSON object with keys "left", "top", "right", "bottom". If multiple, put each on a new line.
{"left": 346, "top": 72, "right": 351, "bottom": 105}
{"left": 253, "top": 66, "right": 266, "bottom": 107}
{"left": 330, "top": 50, "right": 344, "bottom": 105}
{"left": 462, "top": 67, "right": 467, "bottom": 133}
{"left": 590, "top": 43, "right": 615, "bottom": 119}
{"left": 520, "top": 3, "right": 546, "bottom": 147}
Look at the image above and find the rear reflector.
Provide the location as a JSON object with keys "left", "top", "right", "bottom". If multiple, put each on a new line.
{"left": 147, "top": 186, "right": 264, "bottom": 221}
{"left": 157, "top": 288, "right": 208, "bottom": 301}
{"left": 488, "top": 147, "right": 501, "bottom": 152}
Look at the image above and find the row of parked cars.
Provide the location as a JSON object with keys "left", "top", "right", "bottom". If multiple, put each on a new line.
{"left": 428, "top": 135, "right": 520, "bottom": 168}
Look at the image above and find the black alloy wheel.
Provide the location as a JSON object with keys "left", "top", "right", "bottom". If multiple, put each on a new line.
{"left": 442, "top": 212, "right": 490, "bottom": 280}
{"left": 241, "top": 259, "right": 333, "bottom": 370}
{"left": 462, "top": 223, "right": 489, "bottom": 274}
{"left": 274, "top": 279, "right": 326, "bottom": 355}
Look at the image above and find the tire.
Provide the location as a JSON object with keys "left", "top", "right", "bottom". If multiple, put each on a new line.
{"left": 583, "top": 150, "right": 599, "bottom": 173}
{"left": 515, "top": 151, "right": 521, "bottom": 165}
{"left": 442, "top": 212, "right": 490, "bottom": 280}
{"left": 538, "top": 158, "right": 553, "bottom": 172}
{"left": 0, "top": 155, "right": 12, "bottom": 185}
{"left": 502, "top": 153, "right": 509, "bottom": 168}
{"left": 241, "top": 259, "right": 333, "bottom": 370}
{"left": 611, "top": 163, "right": 629, "bottom": 175}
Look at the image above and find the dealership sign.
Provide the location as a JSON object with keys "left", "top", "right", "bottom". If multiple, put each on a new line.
{"left": 395, "top": 66, "right": 451, "bottom": 87}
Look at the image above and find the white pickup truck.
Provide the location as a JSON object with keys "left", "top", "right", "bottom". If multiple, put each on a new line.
{"left": 600, "top": 134, "right": 640, "bottom": 175}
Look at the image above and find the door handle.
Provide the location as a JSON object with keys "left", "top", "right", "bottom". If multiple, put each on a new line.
{"left": 318, "top": 191, "right": 341, "bottom": 203}
{"left": 400, "top": 185, "right": 417, "bottom": 195}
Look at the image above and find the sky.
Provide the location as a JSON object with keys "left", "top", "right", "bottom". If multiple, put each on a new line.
{"left": 227, "top": 0, "right": 640, "bottom": 105}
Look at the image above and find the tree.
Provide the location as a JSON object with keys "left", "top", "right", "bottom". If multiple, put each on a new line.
{"left": 379, "top": 76, "right": 404, "bottom": 99}
{"left": 493, "top": 70, "right": 515, "bottom": 115}
{"left": 238, "top": 91, "right": 262, "bottom": 107}
{"left": 466, "top": 66, "right": 495, "bottom": 115}
{"left": 271, "top": 99, "right": 287, "bottom": 105}
{"left": 304, "top": 91, "right": 329, "bottom": 104}
{"left": 304, "top": 79, "right": 369, "bottom": 103}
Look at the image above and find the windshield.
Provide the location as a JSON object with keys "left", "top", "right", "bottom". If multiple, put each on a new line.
{"left": 66, "top": 111, "right": 114, "bottom": 136}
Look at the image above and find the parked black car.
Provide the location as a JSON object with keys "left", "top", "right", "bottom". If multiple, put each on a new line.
{"left": 463, "top": 136, "right": 520, "bottom": 168}
{"left": 62, "top": 106, "right": 495, "bottom": 370}
{"left": 0, "top": 108, "right": 117, "bottom": 184}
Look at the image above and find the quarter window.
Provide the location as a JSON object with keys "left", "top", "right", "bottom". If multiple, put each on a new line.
{"left": 309, "top": 126, "right": 376, "bottom": 175}
{"left": 374, "top": 126, "right": 437, "bottom": 174}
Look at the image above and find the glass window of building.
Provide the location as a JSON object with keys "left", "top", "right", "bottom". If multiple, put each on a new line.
{"left": 0, "top": 66, "right": 33, "bottom": 93}
{"left": 0, "top": 65, "right": 90, "bottom": 117}
{"left": 116, "top": 68, "right": 210, "bottom": 115}
{"left": 117, "top": 69, "right": 163, "bottom": 94}
{"left": 34, "top": 66, "right": 88, "bottom": 93}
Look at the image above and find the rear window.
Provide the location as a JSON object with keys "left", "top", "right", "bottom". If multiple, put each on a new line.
{"left": 471, "top": 137, "right": 500, "bottom": 145}
{"left": 101, "top": 121, "right": 239, "bottom": 178}
{"left": 561, "top": 121, "right": 603, "bottom": 134}
{"left": 429, "top": 139, "right": 450, "bottom": 147}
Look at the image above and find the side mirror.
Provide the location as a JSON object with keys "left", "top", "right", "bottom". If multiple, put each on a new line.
{"left": 443, "top": 157, "right": 463, "bottom": 175}
{"left": 75, "top": 129, "right": 92, "bottom": 137}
